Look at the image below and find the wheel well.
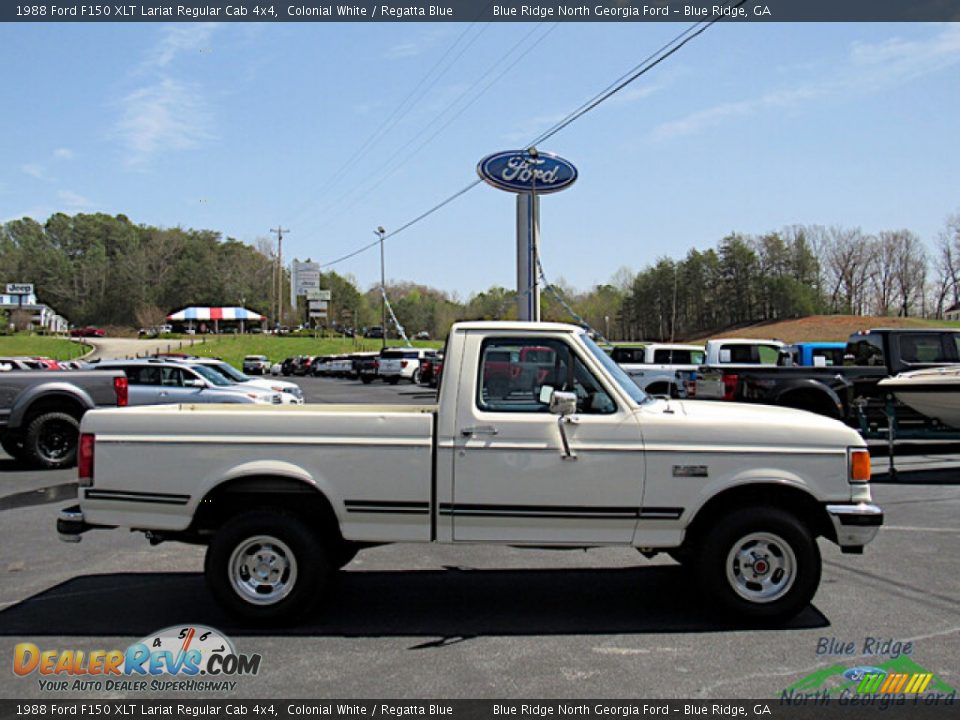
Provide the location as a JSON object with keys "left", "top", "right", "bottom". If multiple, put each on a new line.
{"left": 23, "top": 395, "right": 86, "bottom": 427}
{"left": 684, "top": 483, "right": 834, "bottom": 548}
{"left": 645, "top": 381, "right": 674, "bottom": 397}
{"left": 777, "top": 388, "right": 841, "bottom": 419}
{"left": 190, "top": 476, "right": 343, "bottom": 545}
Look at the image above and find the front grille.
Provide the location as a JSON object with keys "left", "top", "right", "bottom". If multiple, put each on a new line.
{"left": 271, "top": 394, "right": 282, "bottom": 404}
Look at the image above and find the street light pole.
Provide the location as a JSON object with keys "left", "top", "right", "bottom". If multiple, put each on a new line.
{"left": 375, "top": 226, "right": 386, "bottom": 349}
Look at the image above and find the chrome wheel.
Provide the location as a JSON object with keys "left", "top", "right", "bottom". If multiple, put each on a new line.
{"left": 725, "top": 531, "right": 796, "bottom": 604}
{"left": 229, "top": 535, "right": 298, "bottom": 606}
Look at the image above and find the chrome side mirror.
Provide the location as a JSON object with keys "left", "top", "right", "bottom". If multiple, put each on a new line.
{"left": 549, "top": 390, "right": 577, "bottom": 417}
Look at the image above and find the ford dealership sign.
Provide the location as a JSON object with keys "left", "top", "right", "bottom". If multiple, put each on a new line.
{"left": 477, "top": 150, "right": 577, "bottom": 194}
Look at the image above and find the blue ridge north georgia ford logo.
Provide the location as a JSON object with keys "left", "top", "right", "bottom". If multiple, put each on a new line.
{"left": 477, "top": 150, "right": 577, "bottom": 194}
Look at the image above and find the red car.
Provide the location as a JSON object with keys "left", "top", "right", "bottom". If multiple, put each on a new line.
{"left": 69, "top": 326, "right": 105, "bottom": 338}
{"left": 32, "top": 356, "right": 64, "bottom": 370}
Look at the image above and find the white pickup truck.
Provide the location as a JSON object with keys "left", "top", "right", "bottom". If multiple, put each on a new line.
{"left": 610, "top": 343, "right": 705, "bottom": 397}
{"left": 59, "top": 321, "right": 882, "bottom": 624}
{"left": 694, "top": 338, "right": 786, "bottom": 400}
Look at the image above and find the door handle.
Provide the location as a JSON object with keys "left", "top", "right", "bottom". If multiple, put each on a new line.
{"left": 461, "top": 425, "right": 499, "bottom": 437}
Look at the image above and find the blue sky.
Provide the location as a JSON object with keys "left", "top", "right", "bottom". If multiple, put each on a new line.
{"left": 1, "top": 21, "right": 959, "bottom": 297}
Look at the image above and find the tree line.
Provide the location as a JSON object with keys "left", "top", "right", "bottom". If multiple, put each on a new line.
{"left": 1, "top": 211, "right": 957, "bottom": 340}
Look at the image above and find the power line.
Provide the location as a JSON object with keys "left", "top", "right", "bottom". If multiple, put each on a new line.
{"left": 289, "top": 14, "right": 493, "bottom": 224}
{"left": 319, "top": 2, "right": 744, "bottom": 268}
{"left": 307, "top": 22, "right": 556, "bottom": 234}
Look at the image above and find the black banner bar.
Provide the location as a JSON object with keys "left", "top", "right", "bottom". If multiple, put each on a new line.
{"left": 3, "top": 1, "right": 960, "bottom": 23}
{"left": 1, "top": 700, "right": 959, "bottom": 720}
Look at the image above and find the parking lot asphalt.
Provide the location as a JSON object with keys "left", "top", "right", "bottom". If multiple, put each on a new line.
{"left": 0, "top": 377, "right": 957, "bottom": 699}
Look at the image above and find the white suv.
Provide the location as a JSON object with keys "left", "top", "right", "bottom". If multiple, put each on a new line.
{"left": 179, "top": 358, "right": 305, "bottom": 404}
{"left": 378, "top": 348, "right": 435, "bottom": 384}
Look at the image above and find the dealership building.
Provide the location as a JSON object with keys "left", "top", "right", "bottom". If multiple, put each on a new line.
{"left": 0, "top": 284, "right": 69, "bottom": 333}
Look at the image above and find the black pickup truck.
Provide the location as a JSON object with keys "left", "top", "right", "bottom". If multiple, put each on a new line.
{"left": 692, "top": 328, "right": 960, "bottom": 426}
{"left": 0, "top": 370, "right": 128, "bottom": 468}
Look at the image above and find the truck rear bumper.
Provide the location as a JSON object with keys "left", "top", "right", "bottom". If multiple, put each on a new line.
{"left": 57, "top": 504, "right": 96, "bottom": 543}
{"left": 826, "top": 502, "right": 884, "bottom": 552}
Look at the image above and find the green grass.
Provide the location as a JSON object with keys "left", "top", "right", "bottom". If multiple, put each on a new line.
{"left": 189, "top": 335, "right": 442, "bottom": 368}
{"left": 0, "top": 335, "right": 91, "bottom": 360}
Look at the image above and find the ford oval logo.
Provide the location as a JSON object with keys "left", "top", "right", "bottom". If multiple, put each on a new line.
{"left": 477, "top": 150, "right": 577, "bottom": 194}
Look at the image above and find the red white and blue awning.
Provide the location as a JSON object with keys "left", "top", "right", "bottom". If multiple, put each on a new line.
{"left": 166, "top": 307, "right": 264, "bottom": 321}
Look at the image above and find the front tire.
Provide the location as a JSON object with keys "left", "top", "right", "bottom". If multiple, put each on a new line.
{"left": 205, "top": 510, "right": 331, "bottom": 624}
{"left": 24, "top": 412, "right": 80, "bottom": 469}
{"left": 694, "top": 507, "right": 820, "bottom": 624}
{"left": 411, "top": 369, "right": 421, "bottom": 384}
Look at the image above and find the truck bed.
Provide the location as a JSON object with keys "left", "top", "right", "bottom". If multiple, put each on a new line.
{"left": 80, "top": 403, "right": 437, "bottom": 542}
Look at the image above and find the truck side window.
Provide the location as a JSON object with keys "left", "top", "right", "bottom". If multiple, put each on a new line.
{"left": 901, "top": 334, "right": 948, "bottom": 364}
{"left": 847, "top": 338, "right": 885, "bottom": 367}
{"left": 477, "top": 338, "right": 615, "bottom": 414}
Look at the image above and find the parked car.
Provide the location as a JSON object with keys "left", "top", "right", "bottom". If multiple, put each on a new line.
{"left": 419, "top": 351, "right": 444, "bottom": 387}
{"left": 378, "top": 348, "right": 435, "bottom": 384}
{"left": 242, "top": 355, "right": 272, "bottom": 375}
{"left": 175, "top": 358, "right": 304, "bottom": 404}
{"left": 355, "top": 352, "right": 380, "bottom": 384}
{"left": 0, "top": 357, "right": 49, "bottom": 371}
{"left": 63, "top": 320, "right": 882, "bottom": 624}
{"left": 69, "top": 326, "right": 105, "bottom": 338}
{"left": 781, "top": 342, "right": 847, "bottom": 367}
{"left": 269, "top": 362, "right": 282, "bottom": 376}
{"left": 93, "top": 359, "right": 282, "bottom": 406}
{"left": 280, "top": 357, "right": 297, "bottom": 376}
{"left": 363, "top": 326, "right": 384, "bottom": 339}
{"left": 292, "top": 356, "right": 315, "bottom": 377}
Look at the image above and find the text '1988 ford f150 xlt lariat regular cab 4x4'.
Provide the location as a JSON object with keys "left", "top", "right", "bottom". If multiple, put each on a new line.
{"left": 58, "top": 322, "right": 882, "bottom": 624}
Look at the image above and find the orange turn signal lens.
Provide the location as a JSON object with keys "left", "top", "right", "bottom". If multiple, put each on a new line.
{"left": 850, "top": 449, "right": 871, "bottom": 482}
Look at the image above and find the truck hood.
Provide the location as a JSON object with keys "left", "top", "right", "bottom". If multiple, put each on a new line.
{"left": 637, "top": 398, "right": 865, "bottom": 450}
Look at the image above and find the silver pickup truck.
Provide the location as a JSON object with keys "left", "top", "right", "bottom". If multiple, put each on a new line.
{"left": 0, "top": 369, "right": 127, "bottom": 468}
{"left": 59, "top": 321, "right": 882, "bottom": 625}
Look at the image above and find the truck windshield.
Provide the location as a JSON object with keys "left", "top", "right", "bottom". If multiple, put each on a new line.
{"left": 580, "top": 334, "right": 650, "bottom": 405}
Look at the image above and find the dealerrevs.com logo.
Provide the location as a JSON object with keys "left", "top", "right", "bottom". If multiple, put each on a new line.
{"left": 13, "top": 625, "right": 261, "bottom": 693}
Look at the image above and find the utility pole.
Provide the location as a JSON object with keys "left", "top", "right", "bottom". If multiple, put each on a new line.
{"left": 270, "top": 226, "right": 289, "bottom": 327}
{"left": 375, "top": 226, "right": 386, "bottom": 349}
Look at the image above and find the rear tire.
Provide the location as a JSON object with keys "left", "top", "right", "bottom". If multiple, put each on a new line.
{"left": 694, "top": 507, "right": 820, "bottom": 624}
{"left": 205, "top": 510, "right": 331, "bottom": 624}
{"left": 360, "top": 376, "right": 373, "bottom": 385}
{"left": 411, "top": 369, "right": 421, "bottom": 384}
{"left": 24, "top": 412, "right": 80, "bottom": 469}
{"left": 387, "top": 377, "right": 399, "bottom": 385}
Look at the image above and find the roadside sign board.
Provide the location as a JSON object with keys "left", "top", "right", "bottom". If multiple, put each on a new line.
{"left": 309, "top": 310, "right": 328, "bottom": 318}
{"left": 308, "top": 300, "right": 328, "bottom": 310}
{"left": 5, "top": 283, "right": 33, "bottom": 295}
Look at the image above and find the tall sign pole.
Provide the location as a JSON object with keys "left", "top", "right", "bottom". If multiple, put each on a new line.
{"left": 477, "top": 149, "right": 577, "bottom": 322}
{"left": 375, "top": 226, "right": 387, "bottom": 349}
{"left": 270, "top": 225, "right": 289, "bottom": 327}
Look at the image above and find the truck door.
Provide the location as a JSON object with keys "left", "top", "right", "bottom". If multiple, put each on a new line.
{"left": 451, "top": 334, "right": 644, "bottom": 544}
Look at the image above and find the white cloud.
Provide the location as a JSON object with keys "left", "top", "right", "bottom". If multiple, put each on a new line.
{"left": 385, "top": 41, "right": 421, "bottom": 59}
{"left": 651, "top": 87, "right": 820, "bottom": 142}
{"left": 650, "top": 25, "right": 960, "bottom": 142}
{"left": 21, "top": 163, "right": 49, "bottom": 180}
{"left": 53, "top": 148, "right": 74, "bottom": 160}
{"left": 58, "top": 190, "right": 92, "bottom": 208}
{"left": 115, "top": 77, "right": 215, "bottom": 168}
{"left": 148, "top": 23, "right": 219, "bottom": 69}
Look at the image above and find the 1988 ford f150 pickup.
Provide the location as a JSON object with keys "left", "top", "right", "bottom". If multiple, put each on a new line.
{"left": 58, "top": 322, "right": 882, "bottom": 624}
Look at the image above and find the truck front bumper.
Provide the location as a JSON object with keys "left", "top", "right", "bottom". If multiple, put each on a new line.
{"left": 826, "top": 503, "right": 884, "bottom": 552}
